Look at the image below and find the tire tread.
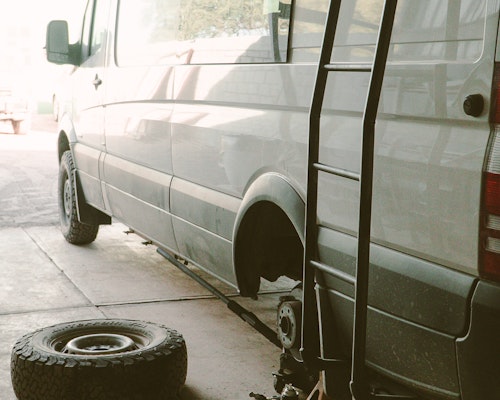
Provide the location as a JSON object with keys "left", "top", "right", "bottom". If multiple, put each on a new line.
{"left": 59, "top": 151, "right": 99, "bottom": 245}
{"left": 11, "top": 319, "right": 187, "bottom": 400}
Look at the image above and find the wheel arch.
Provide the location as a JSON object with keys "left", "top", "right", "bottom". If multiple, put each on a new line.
{"left": 58, "top": 131, "right": 70, "bottom": 162}
{"left": 57, "top": 114, "right": 77, "bottom": 162}
{"left": 233, "top": 173, "right": 305, "bottom": 297}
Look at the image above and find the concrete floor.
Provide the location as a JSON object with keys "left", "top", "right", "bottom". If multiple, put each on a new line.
{"left": 0, "top": 117, "right": 292, "bottom": 399}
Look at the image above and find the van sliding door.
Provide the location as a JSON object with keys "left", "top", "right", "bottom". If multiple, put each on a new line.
{"left": 102, "top": 0, "right": 178, "bottom": 253}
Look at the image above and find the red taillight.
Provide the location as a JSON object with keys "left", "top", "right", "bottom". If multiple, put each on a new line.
{"left": 480, "top": 208, "right": 500, "bottom": 281}
{"left": 480, "top": 63, "right": 500, "bottom": 282}
{"left": 493, "top": 63, "right": 500, "bottom": 124}
{"left": 484, "top": 172, "right": 500, "bottom": 215}
{"left": 482, "top": 249, "right": 500, "bottom": 281}
{"left": 480, "top": 173, "right": 500, "bottom": 282}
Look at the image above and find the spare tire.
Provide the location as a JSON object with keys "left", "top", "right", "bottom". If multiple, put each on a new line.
{"left": 11, "top": 319, "right": 187, "bottom": 400}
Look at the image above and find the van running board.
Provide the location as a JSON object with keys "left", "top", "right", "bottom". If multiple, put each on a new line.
{"left": 157, "top": 248, "right": 282, "bottom": 349}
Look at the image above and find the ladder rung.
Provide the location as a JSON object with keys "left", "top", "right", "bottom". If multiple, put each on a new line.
{"left": 300, "top": 349, "right": 349, "bottom": 371}
{"left": 314, "top": 163, "right": 360, "bottom": 181}
{"left": 370, "top": 395, "right": 418, "bottom": 400}
{"left": 315, "top": 356, "right": 348, "bottom": 371}
{"left": 324, "top": 63, "right": 372, "bottom": 73}
{"left": 310, "top": 260, "right": 356, "bottom": 285}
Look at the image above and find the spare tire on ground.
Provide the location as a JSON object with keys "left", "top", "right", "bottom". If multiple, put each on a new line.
{"left": 11, "top": 319, "right": 187, "bottom": 400}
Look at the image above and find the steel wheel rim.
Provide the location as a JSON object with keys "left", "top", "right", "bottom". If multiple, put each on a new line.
{"left": 63, "top": 178, "right": 72, "bottom": 219}
{"left": 63, "top": 333, "right": 138, "bottom": 355}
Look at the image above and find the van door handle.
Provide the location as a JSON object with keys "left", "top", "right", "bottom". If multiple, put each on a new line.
{"left": 92, "top": 74, "right": 102, "bottom": 90}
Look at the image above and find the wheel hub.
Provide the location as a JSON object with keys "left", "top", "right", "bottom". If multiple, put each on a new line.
{"left": 277, "top": 300, "right": 302, "bottom": 350}
{"left": 64, "top": 333, "right": 137, "bottom": 355}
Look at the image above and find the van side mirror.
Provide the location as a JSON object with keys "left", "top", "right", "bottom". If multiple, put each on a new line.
{"left": 46, "top": 20, "right": 75, "bottom": 65}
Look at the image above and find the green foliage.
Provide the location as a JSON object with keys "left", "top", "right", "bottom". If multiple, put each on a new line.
{"left": 178, "top": 0, "right": 268, "bottom": 40}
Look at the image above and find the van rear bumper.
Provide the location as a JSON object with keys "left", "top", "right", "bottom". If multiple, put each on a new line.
{"left": 456, "top": 280, "right": 500, "bottom": 400}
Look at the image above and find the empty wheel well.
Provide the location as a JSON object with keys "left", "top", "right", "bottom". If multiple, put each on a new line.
{"left": 234, "top": 201, "right": 303, "bottom": 297}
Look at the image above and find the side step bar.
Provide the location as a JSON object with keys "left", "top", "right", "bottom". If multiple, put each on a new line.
{"left": 157, "top": 248, "right": 282, "bottom": 349}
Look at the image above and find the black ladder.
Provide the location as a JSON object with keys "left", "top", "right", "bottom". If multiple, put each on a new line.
{"left": 301, "top": 1, "right": 414, "bottom": 399}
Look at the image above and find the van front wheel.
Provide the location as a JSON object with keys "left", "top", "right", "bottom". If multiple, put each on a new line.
{"left": 58, "top": 150, "right": 99, "bottom": 244}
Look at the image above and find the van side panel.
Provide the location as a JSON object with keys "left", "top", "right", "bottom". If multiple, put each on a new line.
{"left": 170, "top": 64, "right": 311, "bottom": 282}
{"left": 170, "top": 177, "right": 239, "bottom": 285}
{"left": 296, "top": 0, "right": 493, "bottom": 275}
{"left": 171, "top": 65, "right": 309, "bottom": 198}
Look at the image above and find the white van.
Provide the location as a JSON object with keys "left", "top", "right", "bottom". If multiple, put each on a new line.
{"left": 46, "top": 0, "right": 500, "bottom": 399}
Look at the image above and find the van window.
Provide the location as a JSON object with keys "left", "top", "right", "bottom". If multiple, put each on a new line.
{"left": 89, "top": 0, "right": 109, "bottom": 57}
{"left": 81, "top": 0, "right": 110, "bottom": 62}
{"left": 80, "top": 0, "right": 93, "bottom": 60}
{"left": 115, "top": 0, "right": 292, "bottom": 66}
{"left": 292, "top": 0, "right": 486, "bottom": 63}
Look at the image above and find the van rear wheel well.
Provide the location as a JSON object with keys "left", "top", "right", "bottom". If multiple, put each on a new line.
{"left": 234, "top": 201, "right": 303, "bottom": 298}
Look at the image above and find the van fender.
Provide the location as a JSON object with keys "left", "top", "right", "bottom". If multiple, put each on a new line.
{"left": 232, "top": 172, "right": 305, "bottom": 296}
{"left": 57, "top": 112, "right": 78, "bottom": 161}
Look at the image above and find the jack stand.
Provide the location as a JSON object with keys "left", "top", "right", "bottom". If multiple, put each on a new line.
{"left": 305, "top": 376, "right": 333, "bottom": 400}
{"left": 249, "top": 393, "right": 278, "bottom": 400}
{"left": 250, "top": 384, "right": 303, "bottom": 400}
{"left": 273, "top": 352, "right": 317, "bottom": 394}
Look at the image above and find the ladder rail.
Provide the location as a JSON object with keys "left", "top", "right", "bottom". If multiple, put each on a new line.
{"left": 302, "top": 0, "right": 343, "bottom": 365}
{"left": 350, "top": 1, "right": 398, "bottom": 398}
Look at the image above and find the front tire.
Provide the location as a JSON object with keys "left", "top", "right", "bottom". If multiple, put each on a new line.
{"left": 11, "top": 319, "right": 188, "bottom": 400}
{"left": 59, "top": 150, "right": 99, "bottom": 244}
